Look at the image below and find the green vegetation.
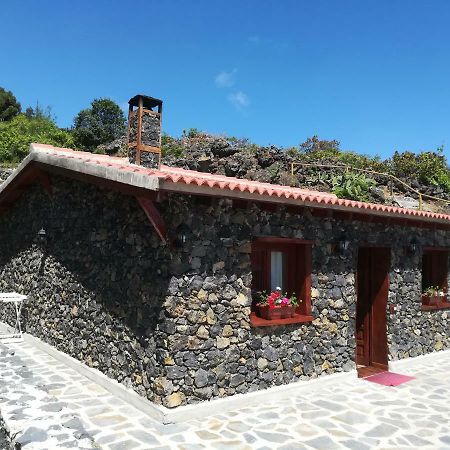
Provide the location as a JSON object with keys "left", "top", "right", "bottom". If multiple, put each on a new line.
{"left": 73, "top": 98, "right": 125, "bottom": 150}
{"left": 161, "top": 133, "right": 184, "bottom": 158}
{"left": 0, "top": 87, "right": 21, "bottom": 122}
{"left": 0, "top": 112, "right": 73, "bottom": 164}
{"left": 336, "top": 151, "right": 386, "bottom": 172}
{"left": 331, "top": 172, "right": 376, "bottom": 202}
{"left": 297, "top": 136, "right": 385, "bottom": 172}
{"left": 299, "top": 135, "right": 341, "bottom": 155}
{"left": 389, "top": 147, "right": 450, "bottom": 192}
{"left": 182, "top": 128, "right": 201, "bottom": 139}
{"left": 297, "top": 136, "right": 450, "bottom": 195}
{"left": 0, "top": 86, "right": 448, "bottom": 200}
{"left": 267, "top": 163, "right": 282, "bottom": 181}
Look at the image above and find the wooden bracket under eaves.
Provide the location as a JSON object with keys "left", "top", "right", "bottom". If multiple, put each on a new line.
{"left": 137, "top": 197, "right": 168, "bottom": 244}
{"left": 37, "top": 172, "right": 53, "bottom": 198}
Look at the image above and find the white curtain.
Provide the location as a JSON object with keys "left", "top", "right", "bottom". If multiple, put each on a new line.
{"left": 270, "top": 251, "right": 284, "bottom": 292}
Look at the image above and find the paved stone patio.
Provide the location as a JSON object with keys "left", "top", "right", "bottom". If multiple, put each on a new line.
{"left": 0, "top": 339, "right": 450, "bottom": 449}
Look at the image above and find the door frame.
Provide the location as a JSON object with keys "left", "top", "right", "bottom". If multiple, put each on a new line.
{"left": 355, "top": 246, "right": 390, "bottom": 373}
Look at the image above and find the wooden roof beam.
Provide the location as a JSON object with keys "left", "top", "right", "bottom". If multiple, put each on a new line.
{"left": 137, "top": 197, "right": 167, "bottom": 244}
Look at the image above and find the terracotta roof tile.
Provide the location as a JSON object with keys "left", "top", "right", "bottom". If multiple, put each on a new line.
{"left": 28, "top": 145, "right": 450, "bottom": 224}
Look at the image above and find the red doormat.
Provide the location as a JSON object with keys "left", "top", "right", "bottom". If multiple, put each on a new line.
{"left": 364, "top": 371, "right": 415, "bottom": 386}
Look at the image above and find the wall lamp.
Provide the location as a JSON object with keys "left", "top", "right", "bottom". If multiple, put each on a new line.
{"left": 407, "top": 237, "right": 418, "bottom": 255}
{"left": 37, "top": 228, "right": 47, "bottom": 247}
{"left": 174, "top": 223, "right": 190, "bottom": 248}
{"left": 337, "top": 234, "right": 350, "bottom": 255}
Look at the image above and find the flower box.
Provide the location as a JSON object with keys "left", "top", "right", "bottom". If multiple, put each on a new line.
{"left": 256, "top": 304, "right": 296, "bottom": 320}
{"left": 422, "top": 294, "right": 440, "bottom": 306}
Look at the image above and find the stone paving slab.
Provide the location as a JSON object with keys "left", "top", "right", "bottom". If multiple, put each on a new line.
{"left": 0, "top": 345, "right": 97, "bottom": 449}
{"left": 1, "top": 339, "right": 450, "bottom": 449}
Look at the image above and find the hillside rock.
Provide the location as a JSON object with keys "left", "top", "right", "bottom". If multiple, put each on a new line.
{"left": 93, "top": 133, "right": 450, "bottom": 214}
{"left": 0, "top": 168, "right": 13, "bottom": 183}
{"left": 97, "top": 136, "right": 127, "bottom": 156}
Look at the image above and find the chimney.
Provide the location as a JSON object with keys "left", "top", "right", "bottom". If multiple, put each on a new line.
{"left": 127, "top": 94, "right": 163, "bottom": 169}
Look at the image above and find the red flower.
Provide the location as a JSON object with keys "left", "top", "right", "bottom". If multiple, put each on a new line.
{"left": 265, "top": 290, "right": 282, "bottom": 309}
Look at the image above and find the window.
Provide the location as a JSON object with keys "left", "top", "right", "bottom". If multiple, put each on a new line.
{"left": 421, "top": 249, "right": 450, "bottom": 310}
{"left": 250, "top": 237, "right": 313, "bottom": 326}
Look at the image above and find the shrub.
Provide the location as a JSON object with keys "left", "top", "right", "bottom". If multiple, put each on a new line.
{"left": 161, "top": 134, "right": 184, "bottom": 158}
{"left": 337, "top": 151, "right": 387, "bottom": 172}
{"left": 296, "top": 136, "right": 450, "bottom": 195}
{"left": 182, "top": 128, "right": 201, "bottom": 139}
{"left": 390, "top": 148, "right": 450, "bottom": 193}
{"left": 285, "top": 147, "right": 300, "bottom": 157}
{"left": 0, "top": 114, "right": 74, "bottom": 164}
{"left": 390, "top": 151, "right": 417, "bottom": 178}
{"left": 331, "top": 172, "right": 376, "bottom": 202}
{"left": 299, "top": 136, "right": 340, "bottom": 155}
{"left": 296, "top": 137, "right": 386, "bottom": 172}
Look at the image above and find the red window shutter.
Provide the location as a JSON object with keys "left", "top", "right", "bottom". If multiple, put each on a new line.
{"left": 422, "top": 253, "right": 432, "bottom": 290}
{"left": 434, "top": 251, "right": 449, "bottom": 291}
{"left": 251, "top": 246, "right": 270, "bottom": 294}
{"left": 298, "top": 244, "right": 312, "bottom": 316}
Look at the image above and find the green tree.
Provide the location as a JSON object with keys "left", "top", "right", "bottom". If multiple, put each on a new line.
{"left": 299, "top": 136, "right": 340, "bottom": 154}
{"left": 0, "top": 114, "right": 73, "bottom": 164}
{"left": 23, "top": 102, "right": 55, "bottom": 121}
{"left": 73, "top": 98, "right": 126, "bottom": 150}
{"left": 0, "top": 87, "right": 21, "bottom": 122}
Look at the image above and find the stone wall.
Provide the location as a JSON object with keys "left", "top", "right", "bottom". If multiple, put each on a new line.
{"left": 0, "top": 176, "right": 448, "bottom": 408}
{"left": 0, "top": 179, "right": 169, "bottom": 403}
{"left": 128, "top": 112, "right": 161, "bottom": 168}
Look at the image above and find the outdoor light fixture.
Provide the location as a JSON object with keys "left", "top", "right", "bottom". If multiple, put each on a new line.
{"left": 174, "top": 223, "right": 190, "bottom": 248}
{"left": 407, "top": 237, "right": 418, "bottom": 255}
{"left": 37, "top": 228, "right": 47, "bottom": 246}
{"left": 337, "top": 235, "right": 350, "bottom": 255}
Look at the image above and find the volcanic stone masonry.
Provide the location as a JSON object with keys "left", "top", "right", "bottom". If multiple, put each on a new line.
{"left": 0, "top": 176, "right": 449, "bottom": 408}
{"left": 128, "top": 112, "right": 161, "bottom": 169}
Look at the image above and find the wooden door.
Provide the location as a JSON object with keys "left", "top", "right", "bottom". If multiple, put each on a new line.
{"left": 356, "top": 247, "right": 371, "bottom": 366}
{"left": 356, "top": 247, "right": 390, "bottom": 370}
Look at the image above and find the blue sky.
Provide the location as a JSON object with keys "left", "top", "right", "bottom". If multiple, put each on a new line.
{"left": 2, "top": 0, "right": 450, "bottom": 158}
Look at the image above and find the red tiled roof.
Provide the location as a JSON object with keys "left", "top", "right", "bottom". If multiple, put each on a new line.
{"left": 157, "top": 165, "right": 337, "bottom": 199}
{"left": 157, "top": 165, "right": 450, "bottom": 221}
{"left": 11, "top": 144, "right": 450, "bottom": 226}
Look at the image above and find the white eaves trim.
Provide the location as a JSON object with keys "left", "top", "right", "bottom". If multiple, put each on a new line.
{"left": 0, "top": 144, "right": 161, "bottom": 197}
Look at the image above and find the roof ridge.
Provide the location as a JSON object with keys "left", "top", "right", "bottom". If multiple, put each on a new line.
{"left": 18, "top": 144, "right": 450, "bottom": 225}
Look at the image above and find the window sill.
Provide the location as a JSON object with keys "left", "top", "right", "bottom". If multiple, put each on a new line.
{"left": 250, "top": 312, "right": 313, "bottom": 327}
{"left": 421, "top": 302, "right": 450, "bottom": 311}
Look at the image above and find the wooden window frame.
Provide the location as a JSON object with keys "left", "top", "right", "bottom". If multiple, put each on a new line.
{"left": 421, "top": 248, "right": 450, "bottom": 311}
{"left": 250, "top": 237, "right": 313, "bottom": 326}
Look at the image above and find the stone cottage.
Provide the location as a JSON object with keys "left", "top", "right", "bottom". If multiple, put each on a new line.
{"left": 0, "top": 95, "right": 449, "bottom": 409}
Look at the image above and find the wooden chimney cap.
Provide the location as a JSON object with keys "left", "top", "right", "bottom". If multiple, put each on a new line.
{"left": 128, "top": 94, "right": 163, "bottom": 110}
